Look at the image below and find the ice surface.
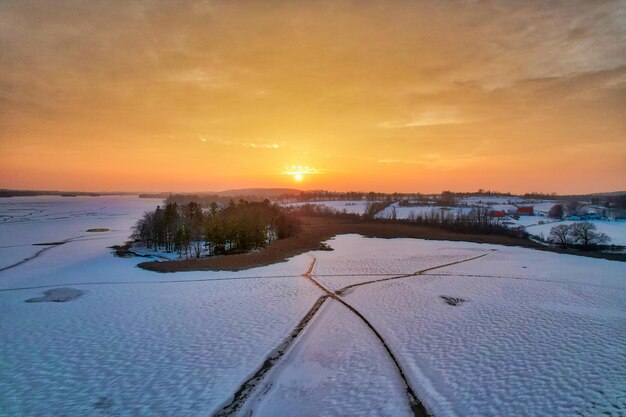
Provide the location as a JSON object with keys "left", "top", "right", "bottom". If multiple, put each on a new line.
{"left": 0, "top": 196, "right": 156, "bottom": 268}
{"left": 25, "top": 287, "right": 84, "bottom": 302}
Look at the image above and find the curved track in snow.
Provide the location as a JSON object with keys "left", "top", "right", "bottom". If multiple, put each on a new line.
{"left": 335, "top": 249, "right": 496, "bottom": 295}
{"left": 215, "top": 249, "right": 497, "bottom": 417}
{"left": 302, "top": 258, "right": 429, "bottom": 417}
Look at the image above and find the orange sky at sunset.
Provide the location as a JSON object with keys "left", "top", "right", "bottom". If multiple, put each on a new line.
{"left": 1, "top": 1, "right": 625, "bottom": 194}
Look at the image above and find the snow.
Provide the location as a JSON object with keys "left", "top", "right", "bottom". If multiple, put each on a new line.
{"left": 0, "top": 196, "right": 320, "bottom": 416}
{"left": 283, "top": 200, "right": 373, "bottom": 215}
{"left": 0, "top": 196, "right": 156, "bottom": 269}
{"left": 370, "top": 197, "right": 624, "bottom": 248}
{"left": 531, "top": 201, "right": 558, "bottom": 215}
{"left": 504, "top": 215, "right": 559, "bottom": 228}
{"left": 346, "top": 274, "right": 625, "bottom": 416}
{"left": 375, "top": 203, "right": 473, "bottom": 220}
{"left": 0, "top": 279, "right": 320, "bottom": 416}
{"left": 434, "top": 245, "right": 626, "bottom": 287}
{"left": 326, "top": 237, "right": 626, "bottom": 417}
{"left": 459, "top": 196, "right": 526, "bottom": 205}
{"left": 240, "top": 301, "right": 412, "bottom": 417}
{"left": 311, "top": 234, "right": 487, "bottom": 278}
{"left": 1, "top": 197, "right": 625, "bottom": 416}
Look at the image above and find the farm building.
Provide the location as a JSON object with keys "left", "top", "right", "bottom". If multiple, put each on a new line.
{"left": 516, "top": 206, "right": 534, "bottom": 216}
{"left": 491, "top": 210, "right": 506, "bottom": 218}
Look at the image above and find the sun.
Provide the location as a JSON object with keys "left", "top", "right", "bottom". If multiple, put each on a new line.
{"left": 283, "top": 165, "right": 319, "bottom": 183}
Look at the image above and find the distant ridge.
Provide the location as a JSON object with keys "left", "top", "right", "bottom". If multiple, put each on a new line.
{"left": 588, "top": 191, "right": 626, "bottom": 197}
{"left": 216, "top": 188, "right": 302, "bottom": 197}
{"left": 139, "top": 188, "right": 303, "bottom": 200}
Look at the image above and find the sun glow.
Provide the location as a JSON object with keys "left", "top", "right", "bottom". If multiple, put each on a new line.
{"left": 283, "top": 165, "right": 319, "bottom": 183}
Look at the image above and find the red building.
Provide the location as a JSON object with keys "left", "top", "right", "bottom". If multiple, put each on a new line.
{"left": 516, "top": 206, "right": 534, "bottom": 216}
{"left": 491, "top": 210, "right": 506, "bottom": 218}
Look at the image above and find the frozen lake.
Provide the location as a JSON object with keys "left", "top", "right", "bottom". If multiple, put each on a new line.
{"left": 1, "top": 196, "right": 625, "bottom": 416}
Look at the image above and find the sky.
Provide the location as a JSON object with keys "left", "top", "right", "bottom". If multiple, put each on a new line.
{"left": 1, "top": 0, "right": 625, "bottom": 194}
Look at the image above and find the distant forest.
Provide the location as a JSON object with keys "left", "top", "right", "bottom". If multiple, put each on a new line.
{"left": 158, "top": 189, "right": 626, "bottom": 210}
{"left": 133, "top": 200, "right": 299, "bottom": 258}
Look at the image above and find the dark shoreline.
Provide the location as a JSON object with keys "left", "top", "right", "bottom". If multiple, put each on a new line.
{"left": 137, "top": 216, "right": 626, "bottom": 273}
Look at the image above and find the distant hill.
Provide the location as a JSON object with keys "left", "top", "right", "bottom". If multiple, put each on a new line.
{"left": 590, "top": 191, "right": 626, "bottom": 197}
{"left": 140, "top": 188, "right": 304, "bottom": 204}
{"left": 216, "top": 188, "right": 302, "bottom": 197}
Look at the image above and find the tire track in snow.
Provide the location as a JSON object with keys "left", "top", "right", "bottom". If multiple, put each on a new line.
{"left": 213, "top": 292, "right": 329, "bottom": 417}
{"left": 301, "top": 258, "right": 430, "bottom": 417}
{"left": 335, "top": 249, "right": 496, "bottom": 295}
{"left": 219, "top": 258, "right": 430, "bottom": 417}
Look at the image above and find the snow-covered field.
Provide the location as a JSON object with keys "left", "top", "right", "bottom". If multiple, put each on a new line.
{"left": 373, "top": 199, "right": 626, "bottom": 248}
{"left": 375, "top": 203, "right": 472, "bottom": 220}
{"left": 282, "top": 200, "right": 372, "bottom": 215}
{"left": 1, "top": 197, "right": 625, "bottom": 416}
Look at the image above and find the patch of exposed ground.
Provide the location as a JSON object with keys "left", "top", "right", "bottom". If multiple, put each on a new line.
{"left": 86, "top": 228, "right": 110, "bottom": 232}
{"left": 92, "top": 396, "right": 113, "bottom": 410}
{"left": 25, "top": 288, "right": 84, "bottom": 303}
{"left": 109, "top": 242, "right": 152, "bottom": 258}
{"left": 440, "top": 296, "right": 467, "bottom": 306}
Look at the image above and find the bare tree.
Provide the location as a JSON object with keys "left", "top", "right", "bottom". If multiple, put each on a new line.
{"left": 569, "top": 222, "right": 610, "bottom": 247}
{"left": 548, "top": 224, "right": 571, "bottom": 247}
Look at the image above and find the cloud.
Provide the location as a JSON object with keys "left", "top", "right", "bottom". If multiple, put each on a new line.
{"left": 378, "top": 109, "right": 468, "bottom": 128}
{"left": 1, "top": 0, "right": 624, "bottom": 192}
{"left": 376, "top": 153, "right": 483, "bottom": 170}
{"left": 282, "top": 165, "right": 322, "bottom": 176}
{"left": 245, "top": 143, "right": 280, "bottom": 149}
{"left": 196, "top": 135, "right": 280, "bottom": 149}
{"left": 166, "top": 69, "right": 230, "bottom": 88}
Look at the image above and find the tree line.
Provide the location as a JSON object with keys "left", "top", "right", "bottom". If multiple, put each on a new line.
{"left": 132, "top": 200, "right": 299, "bottom": 258}
{"left": 398, "top": 206, "right": 525, "bottom": 237}
{"left": 547, "top": 222, "right": 610, "bottom": 249}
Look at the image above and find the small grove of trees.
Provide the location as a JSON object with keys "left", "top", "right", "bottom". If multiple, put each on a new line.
{"left": 547, "top": 222, "right": 610, "bottom": 249}
{"left": 133, "top": 200, "right": 299, "bottom": 258}
{"left": 438, "top": 191, "right": 457, "bottom": 207}
{"left": 294, "top": 203, "right": 363, "bottom": 220}
{"left": 548, "top": 204, "right": 564, "bottom": 219}
{"left": 364, "top": 198, "right": 393, "bottom": 219}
